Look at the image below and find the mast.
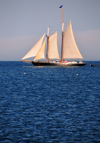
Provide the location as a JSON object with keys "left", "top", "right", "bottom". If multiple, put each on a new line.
{"left": 61, "top": 5, "right": 64, "bottom": 62}
{"left": 46, "top": 28, "right": 49, "bottom": 62}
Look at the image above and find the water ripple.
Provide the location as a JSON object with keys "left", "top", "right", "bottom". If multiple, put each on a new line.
{"left": 0, "top": 61, "right": 100, "bottom": 142}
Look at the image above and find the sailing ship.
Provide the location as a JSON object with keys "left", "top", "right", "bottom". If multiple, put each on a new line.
{"left": 21, "top": 5, "right": 86, "bottom": 67}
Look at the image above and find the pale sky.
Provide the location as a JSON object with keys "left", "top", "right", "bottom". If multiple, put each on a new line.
{"left": 0, "top": 0, "right": 100, "bottom": 61}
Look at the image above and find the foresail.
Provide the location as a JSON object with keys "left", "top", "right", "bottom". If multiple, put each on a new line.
{"left": 21, "top": 33, "right": 45, "bottom": 60}
{"left": 34, "top": 38, "right": 46, "bottom": 61}
{"left": 48, "top": 32, "right": 60, "bottom": 59}
{"left": 63, "top": 21, "right": 83, "bottom": 59}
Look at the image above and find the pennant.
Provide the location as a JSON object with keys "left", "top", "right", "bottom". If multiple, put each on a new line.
{"left": 59, "top": 5, "right": 63, "bottom": 8}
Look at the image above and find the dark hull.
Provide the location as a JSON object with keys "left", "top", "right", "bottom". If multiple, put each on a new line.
{"left": 90, "top": 64, "right": 100, "bottom": 67}
{"left": 32, "top": 61, "right": 87, "bottom": 67}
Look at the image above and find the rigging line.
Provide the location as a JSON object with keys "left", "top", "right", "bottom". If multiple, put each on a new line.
{"left": 49, "top": 11, "right": 61, "bottom": 28}
{"left": 50, "top": 23, "right": 62, "bottom": 29}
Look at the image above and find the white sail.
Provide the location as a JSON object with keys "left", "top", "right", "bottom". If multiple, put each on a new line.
{"left": 34, "top": 38, "right": 46, "bottom": 61}
{"left": 63, "top": 21, "right": 83, "bottom": 59}
{"left": 21, "top": 33, "right": 45, "bottom": 60}
{"left": 48, "top": 32, "right": 60, "bottom": 59}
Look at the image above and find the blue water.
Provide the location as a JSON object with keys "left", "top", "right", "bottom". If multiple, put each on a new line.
{"left": 0, "top": 61, "right": 100, "bottom": 143}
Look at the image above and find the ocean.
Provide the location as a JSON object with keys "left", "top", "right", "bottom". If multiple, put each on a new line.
{"left": 0, "top": 61, "right": 100, "bottom": 143}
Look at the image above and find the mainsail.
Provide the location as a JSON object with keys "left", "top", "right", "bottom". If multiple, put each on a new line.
{"left": 48, "top": 32, "right": 60, "bottom": 59}
{"left": 21, "top": 33, "right": 45, "bottom": 60}
{"left": 62, "top": 21, "right": 83, "bottom": 59}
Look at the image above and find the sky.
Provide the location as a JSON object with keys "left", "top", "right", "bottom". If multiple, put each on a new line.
{"left": 0, "top": 0, "right": 100, "bottom": 61}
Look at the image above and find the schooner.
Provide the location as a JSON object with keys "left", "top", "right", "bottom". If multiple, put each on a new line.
{"left": 21, "top": 5, "right": 86, "bottom": 66}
